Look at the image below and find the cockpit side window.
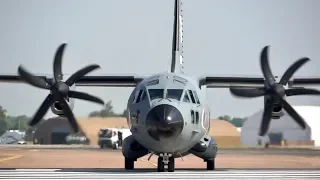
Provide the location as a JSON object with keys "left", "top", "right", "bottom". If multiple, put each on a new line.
{"left": 188, "top": 90, "right": 196, "bottom": 104}
{"left": 135, "top": 90, "right": 144, "bottom": 103}
{"left": 166, "top": 89, "right": 183, "bottom": 101}
{"left": 140, "top": 91, "right": 147, "bottom": 101}
{"left": 148, "top": 89, "right": 164, "bottom": 100}
{"left": 192, "top": 90, "right": 200, "bottom": 104}
{"left": 183, "top": 91, "right": 190, "bottom": 102}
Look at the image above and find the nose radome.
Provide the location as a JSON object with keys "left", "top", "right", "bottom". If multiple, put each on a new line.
{"left": 145, "top": 104, "right": 184, "bottom": 142}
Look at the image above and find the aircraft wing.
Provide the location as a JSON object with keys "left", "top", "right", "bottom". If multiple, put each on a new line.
{"left": 0, "top": 74, "right": 145, "bottom": 87}
{"left": 199, "top": 76, "right": 267, "bottom": 88}
{"left": 290, "top": 76, "right": 320, "bottom": 88}
{"left": 200, "top": 75, "right": 320, "bottom": 88}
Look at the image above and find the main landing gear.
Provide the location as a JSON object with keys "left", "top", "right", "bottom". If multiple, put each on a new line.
{"left": 125, "top": 158, "right": 135, "bottom": 170}
{"left": 206, "top": 159, "right": 215, "bottom": 170}
{"left": 157, "top": 153, "right": 175, "bottom": 172}
{"left": 125, "top": 155, "right": 215, "bottom": 171}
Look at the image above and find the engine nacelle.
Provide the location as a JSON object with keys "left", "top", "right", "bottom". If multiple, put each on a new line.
{"left": 264, "top": 96, "right": 284, "bottom": 119}
{"left": 271, "top": 104, "right": 284, "bottom": 119}
{"left": 50, "top": 84, "right": 76, "bottom": 116}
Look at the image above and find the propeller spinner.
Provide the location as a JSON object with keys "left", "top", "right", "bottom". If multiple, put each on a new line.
{"left": 18, "top": 43, "right": 105, "bottom": 133}
{"left": 229, "top": 46, "right": 320, "bottom": 136}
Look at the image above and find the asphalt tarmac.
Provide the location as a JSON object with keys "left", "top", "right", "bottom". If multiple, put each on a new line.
{"left": 1, "top": 168, "right": 320, "bottom": 179}
{"left": 1, "top": 144, "right": 320, "bottom": 156}
{"left": 0, "top": 144, "right": 319, "bottom": 179}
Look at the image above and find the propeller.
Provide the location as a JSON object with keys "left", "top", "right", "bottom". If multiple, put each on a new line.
{"left": 18, "top": 43, "right": 105, "bottom": 133}
{"left": 229, "top": 46, "right": 320, "bottom": 136}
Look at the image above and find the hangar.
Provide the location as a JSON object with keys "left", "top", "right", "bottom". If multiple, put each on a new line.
{"left": 33, "top": 117, "right": 128, "bottom": 145}
{"left": 33, "top": 117, "right": 76, "bottom": 144}
{"left": 33, "top": 117, "right": 240, "bottom": 146}
{"left": 241, "top": 106, "right": 320, "bottom": 147}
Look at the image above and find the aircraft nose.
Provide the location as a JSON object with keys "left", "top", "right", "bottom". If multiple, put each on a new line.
{"left": 145, "top": 104, "right": 184, "bottom": 142}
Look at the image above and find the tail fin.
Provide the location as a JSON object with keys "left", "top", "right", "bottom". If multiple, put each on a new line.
{"left": 170, "top": 0, "right": 184, "bottom": 74}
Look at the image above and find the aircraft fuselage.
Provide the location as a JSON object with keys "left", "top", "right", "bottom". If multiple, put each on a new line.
{"left": 125, "top": 72, "right": 211, "bottom": 156}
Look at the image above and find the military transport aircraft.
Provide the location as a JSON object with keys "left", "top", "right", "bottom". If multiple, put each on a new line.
{"left": 1, "top": 0, "right": 320, "bottom": 172}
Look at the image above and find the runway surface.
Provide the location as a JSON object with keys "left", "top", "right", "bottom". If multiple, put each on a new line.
{"left": 2, "top": 144, "right": 320, "bottom": 156}
{"left": 0, "top": 169, "right": 320, "bottom": 179}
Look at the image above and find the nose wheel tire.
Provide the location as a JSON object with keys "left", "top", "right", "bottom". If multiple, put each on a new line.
{"left": 157, "top": 156, "right": 175, "bottom": 172}
{"left": 206, "top": 159, "right": 215, "bottom": 170}
{"left": 157, "top": 157, "right": 165, "bottom": 172}
{"left": 168, "top": 157, "right": 175, "bottom": 172}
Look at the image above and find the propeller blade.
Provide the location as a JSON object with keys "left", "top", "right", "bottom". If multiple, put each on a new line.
{"left": 65, "top": 64, "right": 100, "bottom": 86}
{"left": 53, "top": 43, "right": 67, "bottom": 82}
{"left": 18, "top": 66, "right": 51, "bottom": 90}
{"left": 68, "top": 90, "right": 105, "bottom": 105}
{"left": 285, "top": 88, "right": 320, "bottom": 96}
{"left": 29, "top": 94, "right": 54, "bottom": 126}
{"left": 229, "top": 88, "right": 266, "bottom": 98}
{"left": 60, "top": 97, "right": 80, "bottom": 133}
{"left": 259, "top": 98, "right": 274, "bottom": 136}
{"left": 260, "top": 46, "right": 276, "bottom": 86}
{"left": 278, "top": 97, "right": 306, "bottom": 129}
{"left": 279, "top": 58, "right": 310, "bottom": 85}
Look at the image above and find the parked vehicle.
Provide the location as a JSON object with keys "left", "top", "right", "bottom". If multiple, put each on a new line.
{"left": 98, "top": 128, "right": 131, "bottom": 149}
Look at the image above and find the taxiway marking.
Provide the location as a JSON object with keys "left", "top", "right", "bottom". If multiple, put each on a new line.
{"left": 0, "top": 154, "right": 22, "bottom": 163}
{"left": 139, "top": 159, "right": 157, "bottom": 167}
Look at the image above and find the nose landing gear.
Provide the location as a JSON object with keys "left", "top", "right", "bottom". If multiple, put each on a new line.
{"left": 157, "top": 153, "right": 175, "bottom": 172}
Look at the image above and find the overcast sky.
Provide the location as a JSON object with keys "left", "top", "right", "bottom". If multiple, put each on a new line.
{"left": 0, "top": 0, "right": 320, "bottom": 119}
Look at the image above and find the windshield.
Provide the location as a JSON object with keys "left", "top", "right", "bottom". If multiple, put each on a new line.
{"left": 148, "top": 89, "right": 164, "bottom": 100}
{"left": 99, "top": 129, "right": 113, "bottom": 138}
{"left": 166, "top": 89, "right": 183, "bottom": 101}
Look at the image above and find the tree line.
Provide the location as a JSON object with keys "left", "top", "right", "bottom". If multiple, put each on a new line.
{"left": 0, "top": 101, "right": 246, "bottom": 136}
{"left": 217, "top": 115, "right": 246, "bottom": 127}
{"left": 0, "top": 105, "right": 35, "bottom": 136}
{"left": 88, "top": 100, "right": 127, "bottom": 118}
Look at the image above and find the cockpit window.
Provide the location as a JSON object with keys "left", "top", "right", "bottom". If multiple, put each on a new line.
{"left": 192, "top": 90, "right": 200, "bottom": 104}
{"left": 141, "top": 91, "right": 147, "bottom": 101}
{"left": 135, "top": 90, "right": 143, "bottom": 103}
{"left": 166, "top": 89, "right": 183, "bottom": 101}
{"left": 188, "top": 90, "right": 196, "bottom": 104}
{"left": 183, "top": 92, "right": 190, "bottom": 102}
{"left": 148, "top": 89, "right": 164, "bottom": 100}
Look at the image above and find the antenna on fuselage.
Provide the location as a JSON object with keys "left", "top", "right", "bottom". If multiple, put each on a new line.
{"left": 170, "top": 0, "right": 184, "bottom": 74}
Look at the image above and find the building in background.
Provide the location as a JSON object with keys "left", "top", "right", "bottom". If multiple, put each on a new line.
{"left": 32, "top": 117, "right": 240, "bottom": 147}
{"left": 33, "top": 117, "right": 128, "bottom": 145}
{"left": 241, "top": 106, "right": 320, "bottom": 147}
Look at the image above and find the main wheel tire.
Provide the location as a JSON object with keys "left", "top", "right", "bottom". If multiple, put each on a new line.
{"left": 125, "top": 158, "right": 134, "bottom": 170}
{"left": 157, "top": 157, "right": 165, "bottom": 172}
{"left": 168, "top": 157, "right": 175, "bottom": 172}
{"left": 207, "top": 159, "right": 215, "bottom": 170}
